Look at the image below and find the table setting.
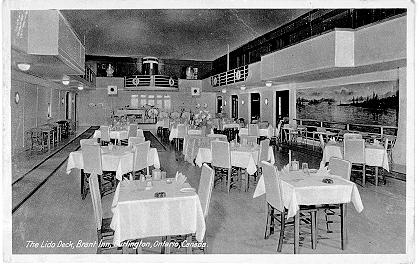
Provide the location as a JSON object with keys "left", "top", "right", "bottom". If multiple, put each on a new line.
{"left": 110, "top": 171, "right": 205, "bottom": 247}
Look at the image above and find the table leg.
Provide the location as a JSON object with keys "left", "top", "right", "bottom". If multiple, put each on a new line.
{"left": 294, "top": 210, "right": 300, "bottom": 254}
{"left": 80, "top": 169, "right": 85, "bottom": 199}
{"left": 48, "top": 132, "right": 51, "bottom": 151}
{"left": 340, "top": 204, "right": 347, "bottom": 250}
{"left": 186, "top": 234, "right": 192, "bottom": 254}
{"left": 164, "top": 236, "right": 171, "bottom": 254}
{"left": 310, "top": 211, "right": 317, "bottom": 249}
{"left": 375, "top": 166, "right": 379, "bottom": 186}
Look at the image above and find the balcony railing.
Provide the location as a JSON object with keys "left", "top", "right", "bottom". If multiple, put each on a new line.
{"left": 125, "top": 75, "right": 178, "bottom": 89}
{"left": 211, "top": 65, "right": 248, "bottom": 87}
{"left": 79, "top": 65, "right": 96, "bottom": 85}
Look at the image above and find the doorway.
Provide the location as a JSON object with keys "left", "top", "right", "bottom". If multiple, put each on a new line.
{"left": 231, "top": 95, "right": 238, "bottom": 119}
{"left": 276, "top": 90, "right": 289, "bottom": 125}
{"left": 216, "top": 96, "right": 223, "bottom": 114}
{"left": 250, "top": 93, "right": 260, "bottom": 122}
{"left": 65, "top": 91, "right": 70, "bottom": 120}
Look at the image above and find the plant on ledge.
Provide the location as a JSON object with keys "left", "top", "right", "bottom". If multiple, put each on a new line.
{"left": 193, "top": 110, "right": 212, "bottom": 130}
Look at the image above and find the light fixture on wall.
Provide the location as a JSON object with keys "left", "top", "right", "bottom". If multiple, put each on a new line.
{"left": 240, "top": 85, "right": 246, "bottom": 91}
{"left": 17, "top": 63, "right": 31, "bottom": 71}
{"left": 61, "top": 98, "right": 65, "bottom": 104}
{"left": 62, "top": 75, "right": 70, "bottom": 85}
{"left": 221, "top": 88, "right": 227, "bottom": 94}
{"left": 78, "top": 84, "right": 84, "bottom": 90}
{"left": 264, "top": 98, "right": 268, "bottom": 105}
{"left": 224, "top": 100, "right": 227, "bottom": 106}
{"left": 265, "top": 81, "right": 273, "bottom": 87}
{"left": 241, "top": 100, "right": 245, "bottom": 105}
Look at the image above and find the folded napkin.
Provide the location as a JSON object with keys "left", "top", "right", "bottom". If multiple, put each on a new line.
{"left": 281, "top": 163, "right": 290, "bottom": 173}
{"left": 175, "top": 172, "right": 188, "bottom": 185}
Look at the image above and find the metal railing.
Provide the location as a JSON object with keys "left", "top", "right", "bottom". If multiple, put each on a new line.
{"left": 210, "top": 65, "right": 248, "bottom": 87}
{"left": 294, "top": 118, "right": 398, "bottom": 137}
{"left": 124, "top": 75, "right": 178, "bottom": 88}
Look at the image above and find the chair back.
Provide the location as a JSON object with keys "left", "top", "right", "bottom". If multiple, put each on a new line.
{"left": 259, "top": 139, "right": 270, "bottom": 166}
{"left": 198, "top": 164, "right": 215, "bottom": 218}
{"left": 81, "top": 144, "right": 102, "bottom": 174}
{"left": 163, "top": 118, "right": 170, "bottom": 128}
{"left": 211, "top": 141, "right": 231, "bottom": 169}
{"left": 212, "top": 118, "right": 221, "bottom": 130}
{"left": 136, "top": 129, "right": 144, "bottom": 137}
{"left": 343, "top": 133, "right": 362, "bottom": 140}
{"left": 249, "top": 124, "right": 259, "bottom": 136}
{"left": 258, "top": 121, "right": 269, "bottom": 129}
{"left": 344, "top": 139, "right": 365, "bottom": 164}
{"left": 240, "top": 135, "right": 257, "bottom": 146}
{"left": 133, "top": 141, "right": 150, "bottom": 172}
{"left": 329, "top": 157, "right": 352, "bottom": 181}
{"left": 317, "top": 126, "right": 326, "bottom": 133}
{"left": 128, "top": 124, "right": 137, "bottom": 138}
{"left": 384, "top": 137, "right": 389, "bottom": 151}
{"left": 182, "top": 111, "right": 190, "bottom": 120}
{"left": 88, "top": 174, "right": 103, "bottom": 231}
{"left": 100, "top": 126, "right": 110, "bottom": 142}
{"left": 261, "top": 161, "right": 284, "bottom": 211}
{"left": 80, "top": 139, "right": 99, "bottom": 147}
{"left": 177, "top": 124, "right": 187, "bottom": 139}
{"left": 129, "top": 136, "right": 146, "bottom": 147}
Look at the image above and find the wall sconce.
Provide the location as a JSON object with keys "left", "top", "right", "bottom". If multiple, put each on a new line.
{"left": 241, "top": 100, "right": 245, "bottom": 105}
{"left": 61, "top": 98, "right": 65, "bottom": 104}
{"left": 62, "top": 75, "right": 70, "bottom": 85}
{"left": 265, "top": 81, "right": 273, "bottom": 87}
{"left": 264, "top": 98, "right": 268, "bottom": 105}
{"left": 224, "top": 101, "right": 227, "bottom": 106}
{"left": 240, "top": 85, "right": 246, "bottom": 91}
{"left": 221, "top": 88, "right": 227, "bottom": 94}
{"left": 17, "top": 63, "right": 31, "bottom": 71}
{"left": 78, "top": 84, "right": 84, "bottom": 90}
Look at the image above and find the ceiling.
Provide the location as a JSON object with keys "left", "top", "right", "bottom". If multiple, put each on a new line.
{"left": 61, "top": 9, "right": 309, "bottom": 61}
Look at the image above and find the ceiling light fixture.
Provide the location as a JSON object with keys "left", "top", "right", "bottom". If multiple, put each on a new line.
{"left": 62, "top": 75, "right": 70, "bottom": 85}
{"left": 240, "top": 85, "right": 246, "bottom": 91}
{"left": 265, "top": 81, "right": 273, "bottom": 87}
{"left": 17, "top": 63, "right": 30, "bottom": 71}
{"left": 78, "top": 84, "right": 84, "bottom": 90}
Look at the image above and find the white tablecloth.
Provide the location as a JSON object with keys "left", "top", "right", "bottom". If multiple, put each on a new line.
{"left": 194, "top": 146, "right": 275, "bottom": 175}
{"left": 169, "top": 126, "right": 202, "bottom": 141}
{"left": 238, "top": 126, "right": 273, "bottom": 138}
{"left": 322, "top": 142, "right": 389, "bottom": 171}
{"left": 253, "top": 171, "right": 364, "bottom": 218}
{"left": 93, "top": 130, "right": 128, "bottom": 141}
{"left": 222, "top": 123, "right": 240, "bottom": 130}
{"left": 66, "top": 146, "right": 160, "bottom": 180}
{"left": 110, "top": 180, "right": 206, "bottom": 246}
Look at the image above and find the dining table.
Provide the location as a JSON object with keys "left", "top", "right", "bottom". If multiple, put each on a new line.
{"left": 182, "top": 134, "right": 228, "bottom": 164}
{"left": 238, "top": 126, "right": 274, "bottom": 138}
{"left": 322, "top": 141, "right": 389, "bottom": 185}
{"left": 169, "top": 126, "right": 204, "bottom": 141}
{"left": 93, "top": 129, "right": 144, "bottom": 144}
{"left": 194, "top": 144, "right": 275, "bottom": 175}
{"left": 110, "top": 179, "right": 206, "bottom": 253}
{"left": 253, "top": 169, "right": 364, "bottom": 254}
{"left": 66, "top": 145, "right": 161, "bottom": 197}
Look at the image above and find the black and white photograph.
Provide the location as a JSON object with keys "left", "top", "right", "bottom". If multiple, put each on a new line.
{"left": 1, "top": 0, "right": 415, "bottom": 263}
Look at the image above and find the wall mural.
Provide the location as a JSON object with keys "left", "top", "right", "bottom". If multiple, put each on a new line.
{"left": 296, "top": 81, "right": 399, "bottom": 126}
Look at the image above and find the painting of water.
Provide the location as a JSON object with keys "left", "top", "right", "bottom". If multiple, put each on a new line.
{"left": 297, "top": 81, "right": 399, "bottom": 126}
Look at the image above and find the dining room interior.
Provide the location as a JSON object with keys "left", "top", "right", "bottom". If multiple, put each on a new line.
{"left": 4, "top": 2, "right": 414, "bottom": 260}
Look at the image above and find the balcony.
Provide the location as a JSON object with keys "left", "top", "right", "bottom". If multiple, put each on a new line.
{"left": 124, "top": 75, "right": 179, "bottom": 90}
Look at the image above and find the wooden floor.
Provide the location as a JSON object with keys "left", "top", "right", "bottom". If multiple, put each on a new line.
{"left": 11, "top": 128, "right": 406, "bottom": 255}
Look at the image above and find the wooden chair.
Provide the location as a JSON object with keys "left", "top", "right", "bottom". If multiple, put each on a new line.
{"left": 128, "top": 136, "right": 145, "bottom": 147}
{"left": 211, "top": 141, "right": 238, "bottom": 194}
{"left": 132, "top": 141, "right": 151, "bottom": 179}
{"left": 343, "top": 133, "right": 362, "bottom": 140}
{"left": 262, "top": 161, "right": 318, "bottom": 252}
{"left": 240, "top": 135, "right": 257, "bottom": 146}
{"left": 100, "top": 126, "right": 111, "bottom": 145}
{"left": 323, "top": 157, "right": 352, "bottom": 234}
{"left": 175, "top": 124, "right": 187, "bottom": 151}
{"left": 88, "top": 174, "right": 122, "bottom": 254}
{"left": 81, "top": 144, "right": 115, "bottom": 199}
{"left": 80, "top": 138, "right": 99, "bottom": 147}
{"left": 344, "top": 139, "right": 366, "bottom": 186}
{"left": 249, "top": 124, "right": 259, "bottom": 143}
{"left": 121, "top": 124, "right": 138, "bottom": 145}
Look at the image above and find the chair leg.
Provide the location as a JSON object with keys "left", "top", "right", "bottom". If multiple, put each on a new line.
{"left": 277, "top": 212, "right": 286, "bottom": 252}
{"left": 264, "top": 204, "right": 271, "bottom": 239}
{"left": 310, "top": 211, "right": 317, "bottom": 249}
{"left": 362, "top": 164, "right": 366, "bottom": 187}
{"left": 226, "top": 168, "right": 232, "bottom": 194}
